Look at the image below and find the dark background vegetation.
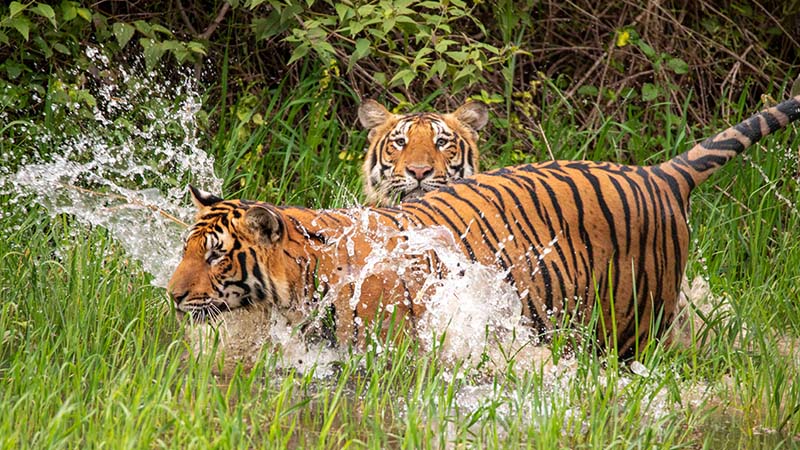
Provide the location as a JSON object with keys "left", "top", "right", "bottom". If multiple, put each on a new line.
{"left": 2, "top": 0, "right": 799, "bottom": 179}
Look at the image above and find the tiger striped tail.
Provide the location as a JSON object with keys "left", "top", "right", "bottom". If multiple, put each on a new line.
{"left": 669, "top": 94, "right": 800, "bottom": 188}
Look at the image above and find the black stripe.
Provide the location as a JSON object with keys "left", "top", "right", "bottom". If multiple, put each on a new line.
{"left": 428, "top": 191, "right": 511, "bottom": 271}
{"left": 699, "top": 137, "right": 745, "bottom": 152}
{"left": 776, "top": 98, "right": 800, "bottom": 122}
{"left": 414, "top": 199, "right": 479, "bottom": 262}
{"left": 650, "top": 166, "right": 687, "bottom": 217}
{"left": 688, "top": 153, "right": 730, "bottom": 171}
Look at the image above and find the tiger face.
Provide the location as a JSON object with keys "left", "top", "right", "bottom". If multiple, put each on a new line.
{"left": 168, "top": 186, "right": 294, "bottom": 322}
{"left": 358, "top": 99, "right": 488, "bottom": 206}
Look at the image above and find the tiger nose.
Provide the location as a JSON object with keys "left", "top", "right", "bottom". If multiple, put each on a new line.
{"left": 406, "top": 165, "right": 433, "bottom": 181}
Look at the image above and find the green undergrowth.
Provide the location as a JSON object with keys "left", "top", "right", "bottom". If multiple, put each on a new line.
{"left": 1, "top": 69, "right": 800, "bottom": 449}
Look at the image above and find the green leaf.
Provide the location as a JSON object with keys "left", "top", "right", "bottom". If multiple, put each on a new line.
{"left": 0, "top": 30, "right": 8, "bottom": 45}
{"left": 357, "top": 5, "right": 375, "bottom": 16}
{"left": 4, "top": 61, "right": 25, "bottom": 79}
{"left": 334, "top": 3, "right": 351, "bottom": 22}
{"left": 31, "top": 3, "right": 57, "bottom": 28}
{"left": 140, "top": 37, "right": 165, "bottom": 70}
{"left": 667, "top": 57, "right": 689, "bottom": 75}
{"left": 76, "top": 7, "right": 92, "bottom": 22}
{"left": 353, "top": 38, "right": 370, "bottom": 59}
{"left": 415, "top": 47, "right": 433, "bottom": 58}
{"left": 641, "top": 83, "right": 659, "bottom": 101}
{"left": 313, "top": 41, "right": 336, "bottom": 58}
{"left": 434, "top": 38, "right": 456, "bottom": 53}
{"left": 165, "top": 44, "right": 189, "bottom": 63}
{"left": 791, "top": 75, "right": 800, "bottom": 98}
{"left": 113, "top": 22, "right": 136, "bottom": 49}
{"left": 453, "top": 65, "right": 475, "bottom": 82}
{"left": 287, "top": 43, "right": 310, "bottom": 65}
{"left": 53, "top": 42, "right": 70, "bottom": 55}
{"left": 636, "top": 40, "right": 656, "bottom": 59}
{"left": 429, "top": 59, "right": 447, "bottom": 78}
{"left": 389, "top": 68, "right": 414, "bottom": 87}
{"left": 348, "top": 21, "right": 365, "bottom": 35}
{"left": 446, "top": 50, "right": 467, "bottom": 63}
{"left": 577, "top": 85, "right": 598, "bottom": 97}
{"left": 382, "top": 18, "right": 395, "bottom": 33}
{"left": 187, "top": 41, "right": 207, "bottom": 55}
{"left": 159, "top": 40, "right": 183, "bottom": 52}
{"left": 9, "top": 17, "right": 31, "bottom": 41}
{"left": 134, "top": 20, "right": 153, "bottom": 38}
{"left": 151, "top": 24, "right": 173, "bottom": 36}
{"left": 246, "top": 0, "right": 268, "bottom": 8}
{"left": 34, "top": 36, "right": 53, "bottom": 58}
{"left": 395, "top": 15, "right": 418, "bottom": 26}
{"left": 9, "top": 2, "right": 26, "bottom": 18}
{"left": 61, "top": 2, "right": 77, "bottom": 22}
{"left": 251, "top": 11, "right": 287, "bottom": 41}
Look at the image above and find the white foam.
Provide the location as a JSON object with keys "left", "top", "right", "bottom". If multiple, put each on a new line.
{"left": 3, "top": 47, "right": 220, "bottom": 288}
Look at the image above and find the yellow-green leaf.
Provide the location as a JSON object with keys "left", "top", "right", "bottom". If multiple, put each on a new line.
{"left": 9, "top": 2, "right": 26, "bottom": 18}
{"left": 667, "top": 57, "right": 689, "bottom": 75}
{"left": 76, "top": 7, "right": 92, "bottom": 22}
{"left": 641, "top": 83, "right": 659, "bottom": 101}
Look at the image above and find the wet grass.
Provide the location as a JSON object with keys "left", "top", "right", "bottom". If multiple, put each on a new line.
{"left": 1, "top": 70, "right": 800, "bottom": 448}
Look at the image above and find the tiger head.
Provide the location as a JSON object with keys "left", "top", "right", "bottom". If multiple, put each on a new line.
{"left": 168, "top": 186, "right": 293, "bottom": 321}
{"left": 358, "top": 99, "right": 488, "bottom": 206}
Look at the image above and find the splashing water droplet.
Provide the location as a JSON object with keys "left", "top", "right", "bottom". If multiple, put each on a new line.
{"left": 1, "top": 48, "right": 221, "bottom": 287}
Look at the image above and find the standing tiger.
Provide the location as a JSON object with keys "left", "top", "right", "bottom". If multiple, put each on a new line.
{"left": 169, "top": 94, "right": 800, "bottom": 358}
{"left": 358, "top": 99, "right": 488, "bottom": 206}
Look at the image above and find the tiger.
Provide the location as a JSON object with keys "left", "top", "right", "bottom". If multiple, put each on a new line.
{"left": 169, "top": 93, "right": 800, "bottom": 358}
{"left": 358, "top": 99, "right": 489, "bottom": 206}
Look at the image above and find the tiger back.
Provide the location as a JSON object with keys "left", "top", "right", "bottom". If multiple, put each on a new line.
{"left": 358, "top": 99, "right": 488, "bottom": 206}
{"left": 169, "top": 94, "right": 800, "bottom": 358}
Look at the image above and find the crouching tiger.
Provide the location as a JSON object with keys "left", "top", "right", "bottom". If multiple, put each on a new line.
{"left": 169, "top": 94, "right": 800, "bottom": 358}
{"left": 358, "top": 99, "right": 488, "bottom": 206}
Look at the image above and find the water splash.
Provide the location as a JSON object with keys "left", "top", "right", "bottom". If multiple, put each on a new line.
{"left": 2, "top": 46, "right": 220, "bottom": 287}
{"left": 302, "top": 211, "right": 545, "bottom": 371}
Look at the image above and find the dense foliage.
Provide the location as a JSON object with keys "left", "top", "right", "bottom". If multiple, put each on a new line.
{"left": 3, "top": 1, "right": 799, "bottom": 127}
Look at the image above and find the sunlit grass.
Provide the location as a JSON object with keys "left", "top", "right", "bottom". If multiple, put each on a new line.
{"left": 1, "top": 70, "right": 799, "bottom": 449}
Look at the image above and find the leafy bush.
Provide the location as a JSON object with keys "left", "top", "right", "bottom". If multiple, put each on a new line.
{"left": 2, "top": 0, "right": 799, "bottom": 166}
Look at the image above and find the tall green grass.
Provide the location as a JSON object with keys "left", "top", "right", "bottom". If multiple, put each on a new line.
{"left": 1, "top": 68, "right": 799, "bottom": 448}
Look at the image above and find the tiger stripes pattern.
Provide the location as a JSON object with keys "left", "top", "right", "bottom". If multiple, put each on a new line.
{"left": 169, "top": 93, "right": 800, "bottom": 358}
{"left": 358, "top": 99, "right": 488, "bottom": 206}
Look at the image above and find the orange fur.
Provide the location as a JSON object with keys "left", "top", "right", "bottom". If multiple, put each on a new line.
{"left": 359, "top": 99, "right": 488, "bottom": 205}
{"left": 169, "top": 94, "right": 800, "bottom": 357}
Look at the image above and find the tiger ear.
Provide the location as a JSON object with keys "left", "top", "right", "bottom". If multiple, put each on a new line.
{"left": 452, "top": 101, "right": 489, "bottom": 132}
{"left": 189, "top": 185, "right": 223, "bottom": 209}
{"left": 358, "top": 99, "right": 392, "bottom": 130}
{"left": 244, "top": 205, "right": 285, "bottom": 245}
